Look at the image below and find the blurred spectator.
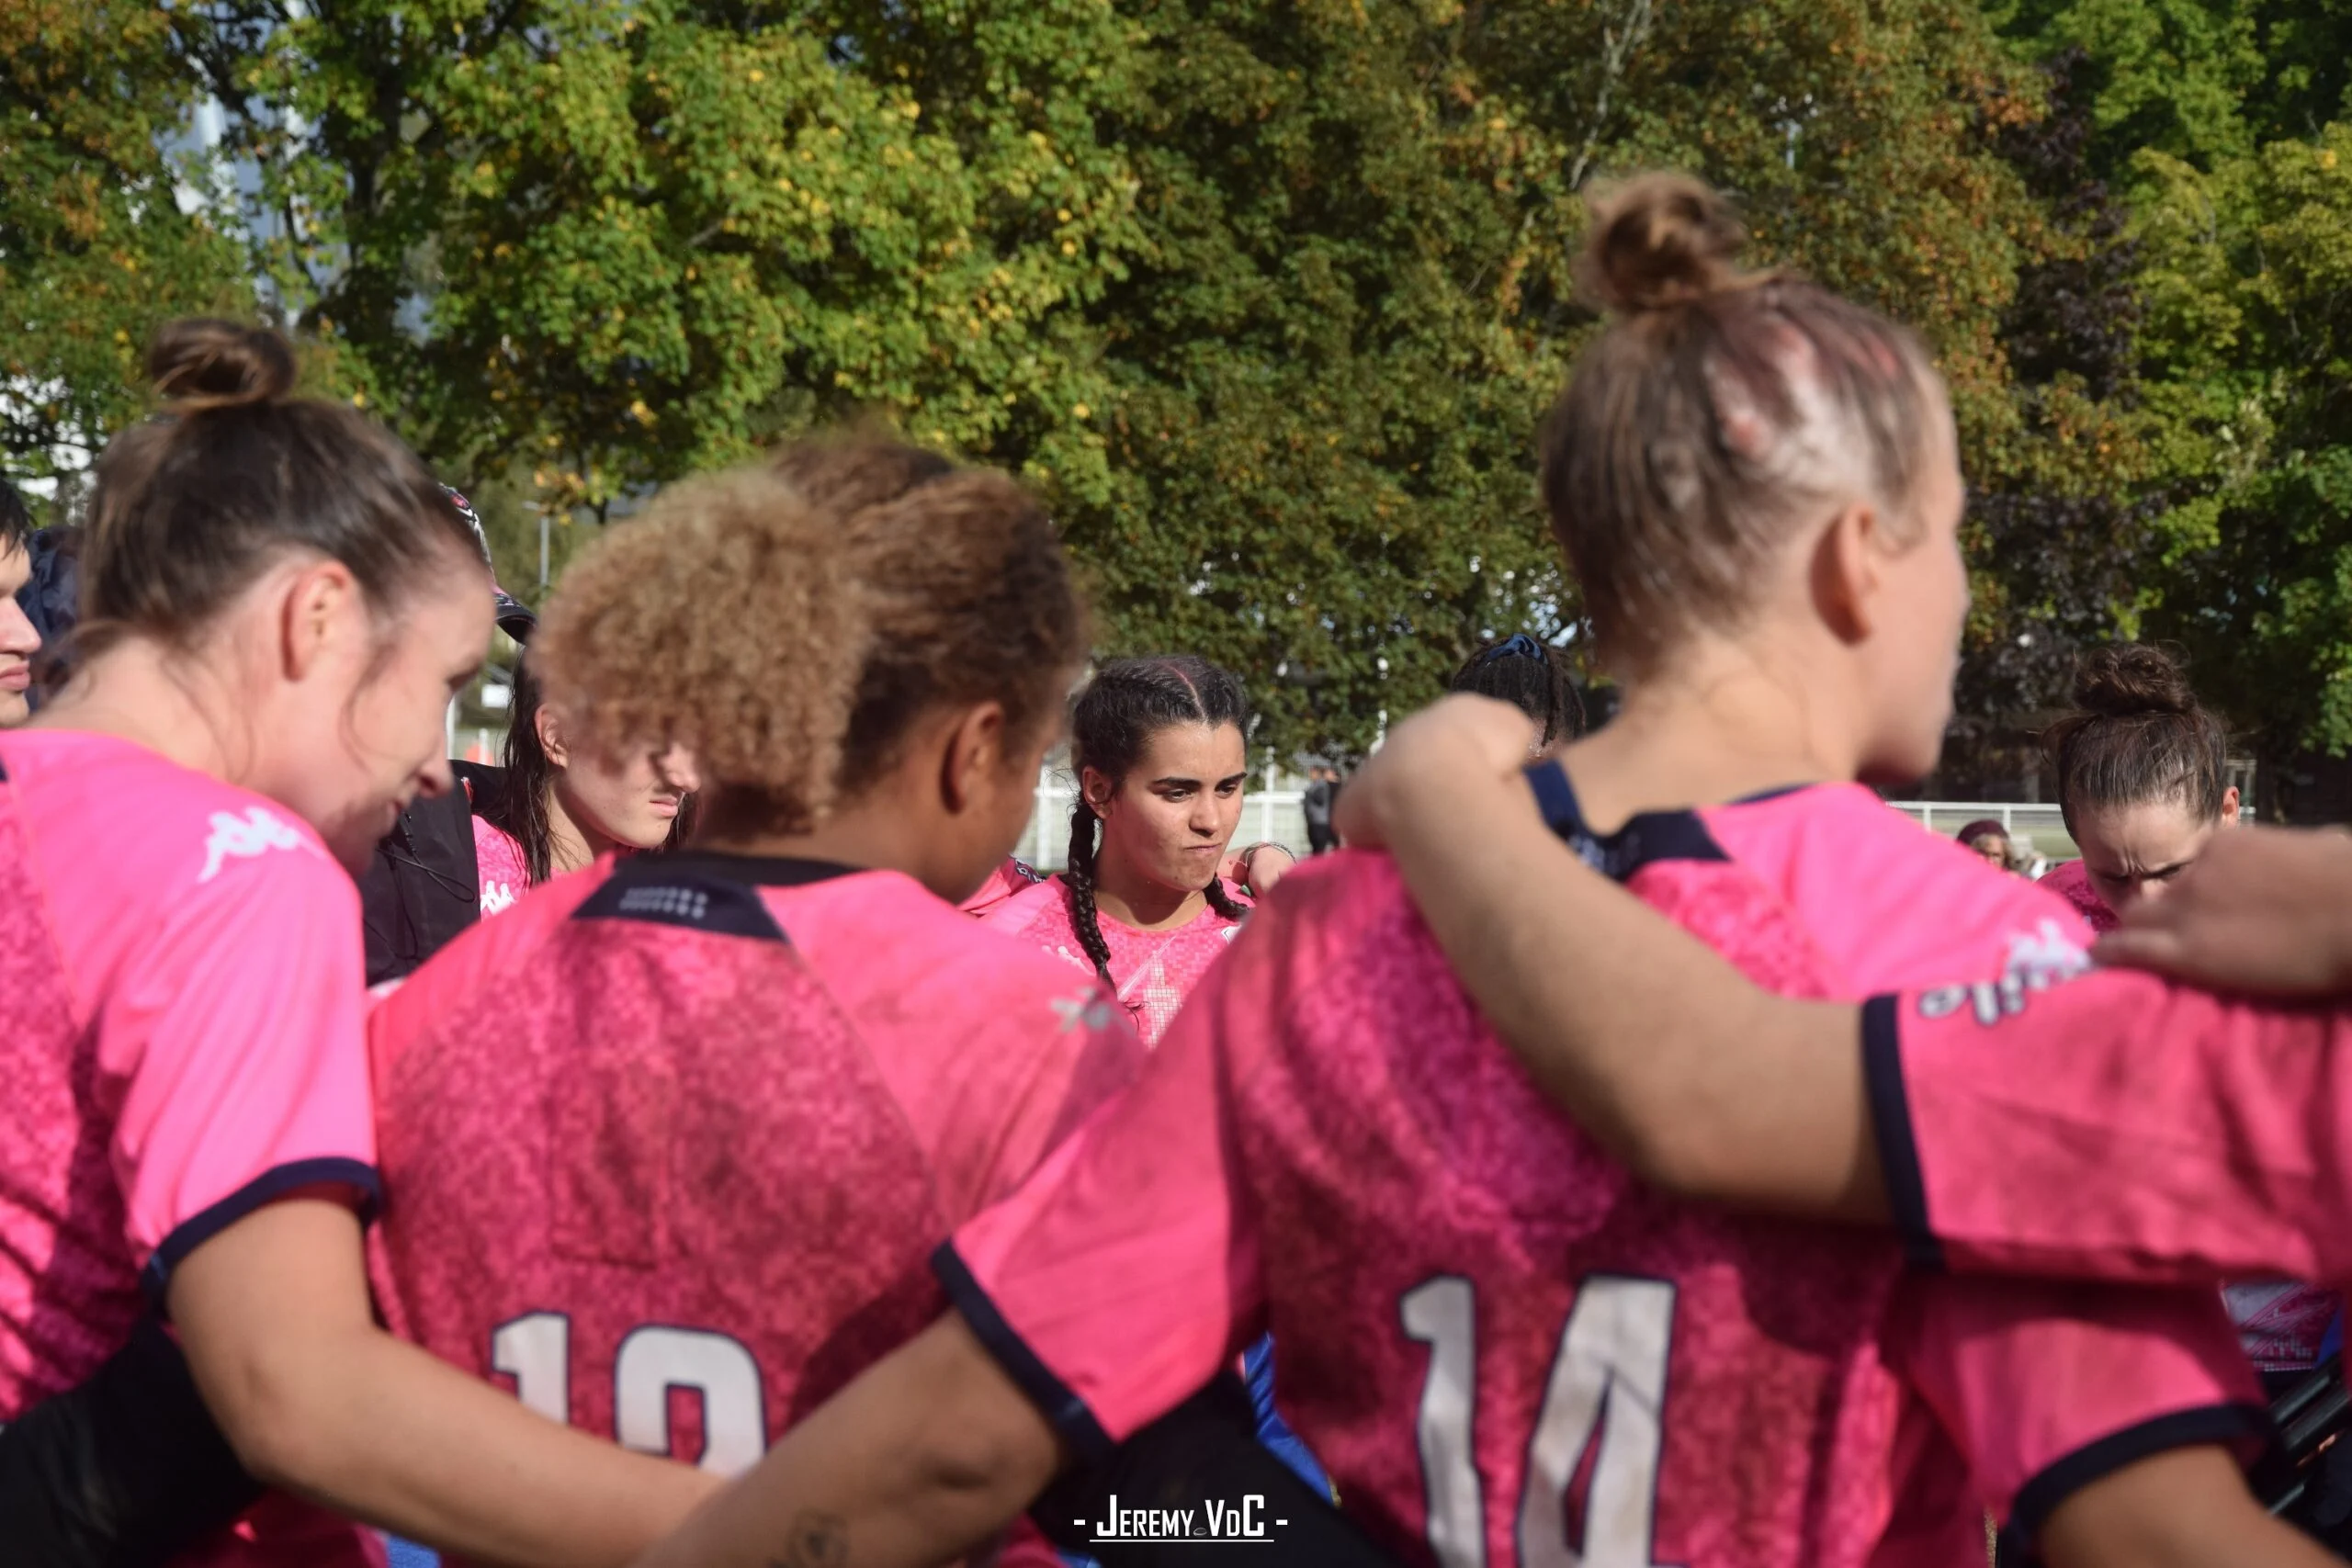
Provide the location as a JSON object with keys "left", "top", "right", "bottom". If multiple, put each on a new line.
{"left": 1302, "top": 763, "right": 1340, "bottom": 855}
{"left": 1954, "top": 818, "right": 2016, "bottom": 872}
{"left": 1449, "top": 632, "right": 1585, "bottom": 756}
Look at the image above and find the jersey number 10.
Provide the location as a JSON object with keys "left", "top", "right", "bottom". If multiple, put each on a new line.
{"left": 1402, "top": 1275, "right": 1679, "bottom": 1568}
{"left": 492, "top": 1312, "right": 768, "bottom": 1475}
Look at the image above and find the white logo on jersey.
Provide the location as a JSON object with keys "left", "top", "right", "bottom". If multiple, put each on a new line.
{"left": 480, "top": 879, "right": 519, "bottom": 916}
{"left": 1050, "top": 989, "right": 1120, "bottom": 1033}
{"left": 2004, "top": 918, "right": 2090, "bottom": 985}
{"left": 197, "top": 807, "right": 312, "bottom": 884}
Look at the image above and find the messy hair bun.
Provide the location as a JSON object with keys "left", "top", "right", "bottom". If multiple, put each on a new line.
{"left": 2069, "top": 643, "right": 2196, "bottom": 718}
{"left": 1576, "top": 173, "right": 1753, "bottom": 313}
{"left": 147, "top": 318, "right": 299, "bottom": 413}
{"left": 2047, "top": 644, "right": 2229, "bottom": 826}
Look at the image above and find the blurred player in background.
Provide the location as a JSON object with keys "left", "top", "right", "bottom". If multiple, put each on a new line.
{"left": 2038, "top": 644, "right": 2238, "bottom": 933}
{"left": 469, "top": 657, "right": 695, "bottom": 914}
{"left": 365, "top": 439, "right": 1139, "bottom": 1562}
{"left": 1446, "top": 631, "right": 1584, "bottom": 757}
{"left": 636, "top": 175, "right": 2308, "bottom": 1568}
{"left": 984, "top": 656, "right": 1257, "bottom": 1048}
{"left": 0, "top": 319, "right": 709, "bottom": 1565}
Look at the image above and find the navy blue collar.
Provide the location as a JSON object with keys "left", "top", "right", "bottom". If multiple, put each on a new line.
{"left": 1522, "top": 762, "right": 1730, "bottom": 881}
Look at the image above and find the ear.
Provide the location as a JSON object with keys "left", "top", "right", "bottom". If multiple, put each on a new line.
{"left": 536, "top": 702, "right": 570, "bottom": 769}
{"left": 939, "top": 702, "right": 1010, "bottom": 815}
{"left": 1080, "top": 764, "right": 1117, "bottom": 818}
{"left": 2220, "top": 784, "right": 2242, "bottom": 826}
{"left": 278, "top": 558, "right": 361, "bottom": 682}
{"left": 1810, "top": 500, "right": 1884, "bottom": 646}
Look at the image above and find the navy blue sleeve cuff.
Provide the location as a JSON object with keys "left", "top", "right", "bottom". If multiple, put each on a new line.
{"left": 1861, "top": 994, "right": 1943, "bottom": 1271}
{"left": 2003, "top": 1402, "right": 2276, "bottom": 1552}
{"left": 933, "top": 1240, "right": 1114, "bottom": 1464}
{"left": 141, "top": 1157, "right": 382, "bottom": 1308}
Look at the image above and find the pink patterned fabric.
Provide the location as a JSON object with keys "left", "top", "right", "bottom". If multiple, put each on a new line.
{"left": 981, "top": 874, "right": 1249, "bottom": 1045}
{"left": 2038, "top": 857, "right": 2118, "bottom": 934}
{"left": 951, "top": 785, "right": 2262, "bottom": 1568}
{"left": 368, "top": 853, "right": 1138, "bottom": 1546}
{"left": 471, "top": 815, "right": 529, "bottom": 917}
{"left": 0, "top": 729, "right": 379, "bottom": 1567}
{"left": 958, "top": 856, "right": 1046, "bottom": 918}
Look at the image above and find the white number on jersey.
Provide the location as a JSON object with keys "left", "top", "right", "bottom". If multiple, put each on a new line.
{"left": 1401, "top": 1275, "right": 1680, "bottom": 1568}
{"left": 491, "top": 1313, "right": 767, "bottom": 1476}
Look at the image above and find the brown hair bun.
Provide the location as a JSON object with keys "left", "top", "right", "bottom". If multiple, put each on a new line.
{"left": 2069, "top": 643, "right": 2196, "bottom": 719}
{"left": 147, "top": 319, "right": 298, "bottom": 412}
{"left": 1577, "top": 173, "right": 1751, "bottom": 313}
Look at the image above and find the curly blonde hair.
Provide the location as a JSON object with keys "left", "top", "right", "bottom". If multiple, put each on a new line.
{"left": 532, "top": 438, "right": 1086, "bottom": 832}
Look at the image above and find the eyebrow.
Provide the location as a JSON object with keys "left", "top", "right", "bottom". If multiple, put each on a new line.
{"left": 1150, "top": 771, "right": 1250, "bottom": 790}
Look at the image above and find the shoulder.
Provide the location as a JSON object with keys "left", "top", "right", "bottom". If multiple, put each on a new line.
{"left": 1701, "top": 786, "right": 2089, "bottom": 991}
{"left": 796, "top": 870, "right": 1114, "bottom": 1044}
{"left": 977, "top": 872, "right": 1072, "bottom": 937}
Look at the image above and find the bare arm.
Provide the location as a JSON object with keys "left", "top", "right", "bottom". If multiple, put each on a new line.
{"left": 635, "top": 1313, "right": 1059, "bottom": 1568}
{"left": 1337, "top": 696, "right": 1885, "bottom": 1218}
{"left": 2039, "top": 1446, "right": 2335, "bottom": 1568}
{"left": 170, "top": 1199, "right": 721, "bottom": 1568}
{"left": 2096, "top": 825, "right": 2352, "bottom": 996}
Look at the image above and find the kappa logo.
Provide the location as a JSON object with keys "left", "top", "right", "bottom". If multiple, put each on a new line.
{"left": 481, "top": 879, "right": 520, "bottom": 916}
{"left": 197, "top": 807, "right": 315, "bottom": 884}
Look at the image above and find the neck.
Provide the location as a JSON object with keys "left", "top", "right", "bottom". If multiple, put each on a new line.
{"left": 692, "top": 788, "right": 939, "bottom": 890}
{"left": 544, "top": 783, "right": 616, "bottom": 875}
{"left": 1566, "top": 639, "right": 1861, "bottom": 833}
{"left": 1086, "top": 846, "right": 1207, "bottom": 932}
{"left": 32, "top": 640, "right": 247, "bottom": 782}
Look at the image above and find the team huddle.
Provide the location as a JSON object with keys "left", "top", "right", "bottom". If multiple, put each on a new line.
{"left": 4, "top": 171, "right": 2351, "bottom": 1568}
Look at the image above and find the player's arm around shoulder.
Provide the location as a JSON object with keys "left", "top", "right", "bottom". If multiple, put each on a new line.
{"left": 2041, "top": 1446, "right": 2337, "bottom": 1568}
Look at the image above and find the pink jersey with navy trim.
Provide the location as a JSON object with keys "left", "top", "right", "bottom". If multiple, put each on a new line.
{"left": 0, "top": 729, "right": 380, "bottom": 1567}
{"left": 982, "top": 874, "right": 1249, "bottom": 1045}
{"left": 367, "top": 852, "right": 1140, "bottom": 1517}
{"left": 1869, "top": 964, "right": 2352, "bottom": 1284}
{"left": 947, "top": 776, "right": 2262, "bottom": 1568}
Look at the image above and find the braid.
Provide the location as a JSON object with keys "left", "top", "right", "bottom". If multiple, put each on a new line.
{"left": 1203, "top": 875, "right": 1249, "bottom": 921}
{"left": 1061, "top": 801, "right": 1117, "bottom": 988}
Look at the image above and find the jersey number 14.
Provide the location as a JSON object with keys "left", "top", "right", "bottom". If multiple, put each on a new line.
{"left": 492, "top": 1312, "right": 767, "bottom": 1475}
{"left": 1402, "top": 1275, "right": 1679, "bottom": 1568}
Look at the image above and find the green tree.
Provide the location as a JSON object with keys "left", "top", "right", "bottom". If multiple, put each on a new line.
{"left": 0, "top": 0, "right": 248, "bottom": 503}
{"left": 2132, "top": 127, "right": 2352, "bottom": 781}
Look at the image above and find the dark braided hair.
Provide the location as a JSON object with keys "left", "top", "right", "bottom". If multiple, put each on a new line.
{"left": 1061, "top": 655, "right": 1250, "bottom": 987}
{"left": 1449, "top": 632, "right": 1586, "bottom": 748}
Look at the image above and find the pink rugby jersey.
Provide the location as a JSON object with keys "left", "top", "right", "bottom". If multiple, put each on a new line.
{"left": 2037, "top": 858, "right": 2117, "bottom": 934}
{"left": 959, "top": 855, "right": 1047, "bottom": 917}
{"left": 367, "top": 852, "right": 1140, "bottom": 1509}
{"left": 470, "top": 815, "right": 528, "bottom": 916}
{"left": 945, "top": 775, "right": 2264, "bottom": 1568}
{"left": 1868, "top": 963, "right": 2352, "bottom": 1285}
{"left": 982, "top": 873, "right": 1249, "bottom": 1045}
{"left": 0, "top": 729, "right": 380, "bottom": 1567}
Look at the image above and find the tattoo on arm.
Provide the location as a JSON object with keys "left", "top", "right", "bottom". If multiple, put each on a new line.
{"left": 770, "top": 1512, "right": 849, "bottom": 1568}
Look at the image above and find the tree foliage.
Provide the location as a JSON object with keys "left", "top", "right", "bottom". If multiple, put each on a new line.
{"left": 14, "top": 0, "right": 2352, "bottom": 770}
{"left": 0, "top": 0, "right": 247, "bottom": 494}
